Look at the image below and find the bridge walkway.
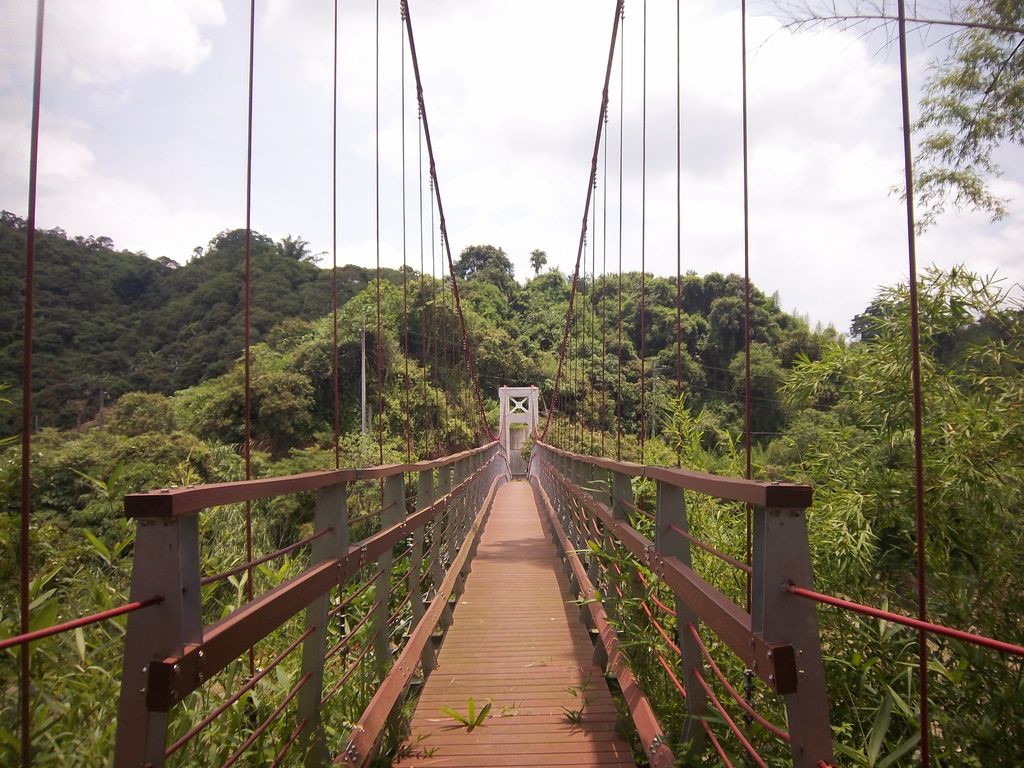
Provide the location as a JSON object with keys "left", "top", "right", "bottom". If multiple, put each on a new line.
{"left": 396, "top": 481, "right": 634, "bottom": 767}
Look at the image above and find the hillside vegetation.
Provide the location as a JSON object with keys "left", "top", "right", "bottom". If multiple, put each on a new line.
{"left": 1, "top": 214, "right": 1022, "bottom": 765}
{"left": 0, "top": 212, "right": 403, "bottom": 430}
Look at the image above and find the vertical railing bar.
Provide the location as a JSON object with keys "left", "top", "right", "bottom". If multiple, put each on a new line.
{"left": 296, "top": 482, "right": 348, "bottom": 764}
{"left": 373, "top": 475, "right": 404, "bottom": 673}
{"left": 114, "top": 516, "right": 202, "bottom": 767}
{"left": 654, "top": 479, "right": 706, "bottom": 748}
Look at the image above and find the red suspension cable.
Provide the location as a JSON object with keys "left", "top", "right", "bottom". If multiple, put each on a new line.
{"left": 374, "top": 0, "right": 384, "bottom": 465}
{"left": 674, "top": 0, "right": 683, "bottom": 456}
{"left": 243, "top": 0, "right": 257, "bottom": 678}
{"left": 220, "top": 672, "right": 311, "bottom": 768}
{"left": 601, "top": 106, "right": 609, "bottom": 456}
{"left": 331, "top": 0, "right": 340, "bottom": 470}
{"left": 200, "top": 528, "right": 332, "bottom": 587}
{"left": 616, "top": 5, "right": 625, "bottom": 460}
{"left": 400, "top": 14, "right": 412, "bottom": 461}
{"left": 639, "top": 0, "right": 647, "bottom": 461}
{"left": 269, "top": 719, "right": 306, "bottom": 768}
{"left": 687, "top": 624, "right": 790, "bottom": 743}
{"left": 541, "top": 0, "right": 625, "bottom": 442}
{"left": 401, "top": 0, "right": 496, "bottom": 442}
{"left": 740, "top": 0, "right": 754, "bottom": 619}
{"left": 896, "top": 0, "right": 932, "bottom": 761}
{"left": 418, "top": 109, "right": 428, "bottom": 455}
{"left": 19, "top": 3, "right": 45, "bottom": 764}
{"left": 165, "top": 625, "right": 314, "bottom": 757}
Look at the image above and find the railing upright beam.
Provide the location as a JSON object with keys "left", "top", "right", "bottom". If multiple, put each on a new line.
{"left": 373, "top": 475, "right": 405, "bottom": 673}
{"left": 297, "top": 482, "right": 349, "bottom": 766}
{"left": 424, "top": 469, "right": 453, "bottom": 632}
{"left": 412, "top": 470, "right": 437, "bottom": 674}
{"left": 606, "top": 469, "right": 634, "bottom": 622}
{"left": 436, "top": 464, "right": 453, "bottom": 567}
{"left": 114, "top": 516, "right": 202, "bottom": 767}
{"left": 451, "top": 457, "right": 470, "bottom": 595}
{"left": 591, "top": 466, "right": 612, "bottom": 593}
{"left": 611, "top": 470, "right": 631, "bottom": 522}
{"left": 752, "top": 506, "right": 834, "bottom": 767}
{"left": 654, "top": 480, "right": 706, "bottom": 748}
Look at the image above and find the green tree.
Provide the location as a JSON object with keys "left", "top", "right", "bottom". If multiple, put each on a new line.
{"left": 914, "top": 1, "right": 1024, "bottom": 227}
{"left": 107, "top": 392, "right": 177, "bottom": 436}
{"left": 779, "top": 0, "right": 1024, "bottom": 227}
{"left": 529, "top": 248, "right": 548, "bottom": 275}
{"left": 454, "top": 244, "right": 517, "bottom": 301}
{"left": 780, "top": 265, "right": 1024, "bottom": 763}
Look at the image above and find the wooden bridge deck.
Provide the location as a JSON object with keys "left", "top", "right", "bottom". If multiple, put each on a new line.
{"left": 396, "top": 481, "right": 635, "bottom": 767}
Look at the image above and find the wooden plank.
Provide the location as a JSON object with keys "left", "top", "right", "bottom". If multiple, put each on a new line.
{"left": 396, "top": 481, "right": 635, "bottom": 768}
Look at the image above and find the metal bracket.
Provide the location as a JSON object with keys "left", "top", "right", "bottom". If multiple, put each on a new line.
{"left": 647, "top": 733, "right": 665, "bottom": 754}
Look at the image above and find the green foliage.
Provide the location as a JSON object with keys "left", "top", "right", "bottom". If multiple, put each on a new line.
{"left": 453, "top": 244, "right": 516, "bottom": 301}
{"left": 5, "top": 205, "right": 1019, "bottom": 765}
{"left": 562, "top": 677, "right": 590, "bottom": 724}
{"left": 776, "top": 266, "right": 1023, "bottom": 763}
{"left": 108, "top": 392, "right": 177, "bottom": 436}
{"left": 914, "top": 1, "right": 1024, "bottom": 227}
{"left": 440, "top": 698, "right": 492, "bottom": 731}
{"left": 529, "top": 248, "right": 548, "bottom": 275}
{"left": 0, "top": 216, "right": 403, "bottom": 431}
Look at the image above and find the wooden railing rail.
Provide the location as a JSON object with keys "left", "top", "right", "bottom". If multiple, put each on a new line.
{"left": 114, "top": 442, "right": 507, "bottom": 767}
{"left": 530, "top": 442, "right": 834, "bottom": 768}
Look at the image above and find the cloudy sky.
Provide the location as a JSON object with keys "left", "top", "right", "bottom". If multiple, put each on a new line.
{"left": 1, "top": 0, "right": 1021, "bottom": 331}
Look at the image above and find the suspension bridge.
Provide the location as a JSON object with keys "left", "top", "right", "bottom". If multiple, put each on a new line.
{"left": 5, "top": 0, "right": 1024, "bottom": 767}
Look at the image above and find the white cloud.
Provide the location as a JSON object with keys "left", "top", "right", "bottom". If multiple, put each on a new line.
{"left": 48, "top": 0, "right": 225, "bottom": 85}
{"left": 0, "top": 0, "right": 1020, "bottom": 333}
{"left": 0, "top": 107, "right": 225, "bottom": 260}
{"left": 0, "top": 0, "right": 225, "bottom": 90}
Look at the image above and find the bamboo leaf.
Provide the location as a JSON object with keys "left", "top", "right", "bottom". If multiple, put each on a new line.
{"left": 439, "top": 706, "right": 469, "bottom": 726}
{"left": 877, "top": 732, "right": 921, "bottom": 768}
{"left": 74, "top": 627, "right": 86, "bottom": 662}
{"left": 866, "top": 692, "right": 893, "bottom": 766}
{"left": 83, "top": 530, "right": 112, "bottom": 566}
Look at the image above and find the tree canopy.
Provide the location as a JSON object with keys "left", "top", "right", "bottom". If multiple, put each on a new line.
{"left": 778, "top": 0, "right": 1024, "bottom": 227}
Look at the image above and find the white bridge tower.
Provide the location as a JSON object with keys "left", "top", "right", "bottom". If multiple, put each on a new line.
{"left": 498, "top": 385, "right": 539, "bottom": 476}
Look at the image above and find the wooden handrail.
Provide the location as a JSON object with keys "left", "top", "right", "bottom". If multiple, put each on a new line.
{"left": 537, "top": 441, "right": 812, "bottom": 508}
{"left": 125, "top": 441, "right": 499, "bottom": 518}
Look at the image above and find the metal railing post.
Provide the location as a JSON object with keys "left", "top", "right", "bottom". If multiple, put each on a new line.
{"left": 607, "top": 469, "right": 636, "bottom": 623}
{"left": 412, "top": 470, "right": 436, "bottom": 674}
{"left": 456, "top": 460, "right": 471, "bottom": 557}
{"left": 752, "top": 505, "right": 834, "bottom": 767}
{"left": 554, "top": 454, "right": 572, "bottom": 546}
{"left": 451, "top": 457, "right": 470, "bottom": 589}
{"left": 297, "top": 482, "right": 349, "bottom": 766}
{"left": 114, "top": 515, "right": 202, "bottom": 767}
{"left": 590, "top": 465, "right": 612, "bottom": 593}
{"left": 373, "top": 475, "right": 405, "bottom": 673}
{"left": 436, "top": 464, "right": 453, "bottom": 568}
{"left": 422, "top": 468, "right": 453, "bottom": 631}
{"left": 654, "top": 480, "right": 706, "bottom": 748}
{"left": 572, "top": 459, "right": 588, "bottom": 552}
{"left": 611, "top": 470, "right": 632, "bottom": 522}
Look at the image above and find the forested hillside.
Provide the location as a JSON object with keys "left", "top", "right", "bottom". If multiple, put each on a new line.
{"left": 1, "top": 215, "right": 1022, "bottom": 765}
{"left": 0, "top": 212, "right": 403, "bottom": 430}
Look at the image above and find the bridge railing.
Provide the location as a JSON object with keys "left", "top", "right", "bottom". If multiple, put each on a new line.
{"left": 114, "top": 442, "right": 507, "bottom": 767}
{"left": 530, "top": 441, "right": 834, "bottom": 768}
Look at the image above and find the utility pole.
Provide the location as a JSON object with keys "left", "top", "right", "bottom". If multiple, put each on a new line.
{"left": 361, "top": 307, "right": 367, "bottom": 435}
{"left": 650, "top": 367, "right": 657, "bottom": 443}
